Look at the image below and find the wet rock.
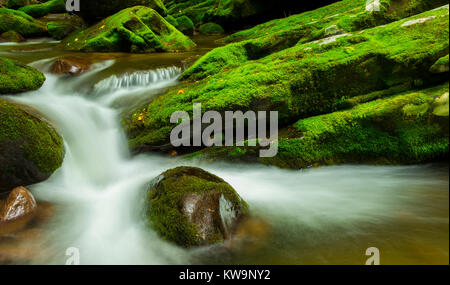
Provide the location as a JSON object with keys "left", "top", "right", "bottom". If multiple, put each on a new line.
{"left": 145, "top": 166, "right": 248, "bottom": 248}
{"left": 0, "top": 30, "right": 25, "bottom": 43}
{"left": 50, "top": 56, "right": 91, "bottom": 75}
{"left": 0, "top": 98, "right": 64, "bottom": 194}
{"left": 0, "top": 186, "right": 36, "bottom": 222}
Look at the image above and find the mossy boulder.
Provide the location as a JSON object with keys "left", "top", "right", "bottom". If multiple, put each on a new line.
{"left": 198, "top": 22, "right": 224, "bottom": 35}
{"left": 0, "top": 8, "right": 47, "bottom": 37}
{"left": 0, "top": 99, "right": 65, "bottom": 194}
{"left": 61, "top": 6, "right": 196, "bottom": 53}
{"left": 39, "top": 13, "right": 85, "bottom": 40}
{"left": 174, "top": 15, "right": 194, "bottom": 36}
{"left": 145, "top": 166, "right": 248, "bottom": 247}
{"left": 78, "top": 0, "right": 168, "bottom": 23}
{"left": 186, "top": 83, "right": 449, "bottom": 168}
{"left": 0, "top": 57, "right": 46, "bottom": 94}
{"left": 0, "top": 30, "right": 25, "bottom": 42}
{"left": 7, "top": 0, "right": 31, "bottom": 9}
{"left": 18, "top": 0, "right": 65, "bottom": 19}
{"left": 164, "top": 14, "right": 178, "bottom": 27}
{"left": 124, "top": 7, "right": 449, "bottom": 150}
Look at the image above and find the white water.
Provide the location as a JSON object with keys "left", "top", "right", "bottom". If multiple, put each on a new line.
{"left": 4, "top": 59, "right": 448, "bottom": 265}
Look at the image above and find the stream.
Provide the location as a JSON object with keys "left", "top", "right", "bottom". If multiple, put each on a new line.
{"left": 0, "top": 37, "right": 448, "bottom": 265}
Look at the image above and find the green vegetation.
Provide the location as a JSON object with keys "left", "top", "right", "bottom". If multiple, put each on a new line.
{"left": 18, "top": 0, "right": 66, "bottom": 19}
{"left": 174, "top": 15, "right": 194, "bottom": 35}
{"left": 189, "top": 83, "right": 449, "bottom": 168}
{"left": 39, "top": 13, "right": 85, "bottom": 40}
{"left": 0, "top": 98, "right": 64, "bottom": 193}
{"left": 61, "top": 6, "right": 196, "bottom": 53}
{"left": 7, "top": 0, "right": 30, "bottom": 9}
{"left": 145, "top": 166, "right": 248, "bottom": 247}
{"left": 199, "top": 22, "right": 224, "bottom": 35}
{"left": 78, "top": 0, "right": 168, "bottom": 22}
{"left": 0, "top": 30, "right": 25, "bottom": 42}
{"left": 0, "top": 8, "right": 47, "bottom": 36}
{"left": 0, "top": 57, "right": 46, "bottom": 94}
{"left": 125, "top": 6, "right": 449, "bottom": 151}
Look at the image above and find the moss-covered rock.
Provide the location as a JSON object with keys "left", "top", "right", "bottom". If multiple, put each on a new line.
{"left": 78, "top": 0, "right": 168, "bottom": 23}
{"left": 0, "top": 98, "right": 64, "bottom": 194}
{"left": 145, "top": 166, "right": 248, "bottom": 247}
{"left": 61, "top": 6, "right": 196, "bottom": 53}
{"left": 7, "top": 0, "right": 30, "bottom": 9}
{"left": 0, "top": 8, "right": 47, "bottom": 36}
{"left": 0, "top": 57, "right": 46, "bottom": 94}
{"left": 124, "top": 7, "right": 449, "bottom": 150}
{"left": 0, "top": 30, "right": 25, "bottom": 42}
{"left": 185, "top": 83, "right": 449, "bottom": 168}
{"left": 174, "top": 15, "right": 194, "bottom": 35}
{"left": 18, "top": 0, "right": 65, "bottom": 19}
{"left": 199, "top": 22, "right": 224, "bottom": 35}
{"left": 164, "top": 14, "right": 178, "bottom": 27}
{"left": 39, "top": 13, "right": 85, "bottom": 40}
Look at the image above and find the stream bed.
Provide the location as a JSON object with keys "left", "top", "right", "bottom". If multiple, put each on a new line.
{"left": 0, "top": 37, "right": 448, "bottom": 265}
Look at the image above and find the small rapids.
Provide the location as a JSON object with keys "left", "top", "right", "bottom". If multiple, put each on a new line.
{"left": 2, "top": 59, "right": 448, "bottom": 265}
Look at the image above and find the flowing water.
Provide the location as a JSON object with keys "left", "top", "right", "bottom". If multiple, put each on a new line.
{"left": 0, "top": 39, "right": 448, "bottom": 265}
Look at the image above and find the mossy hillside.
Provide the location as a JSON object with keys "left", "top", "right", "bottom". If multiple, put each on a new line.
{"left": 0, "top": 8, "right": 47, "bottom": 36}
{"left": 18, "top": 0, "right": 65, "bottom": 19}
{"left": 223, "top": 0, "right": 448, "bottom": 44}
{"left": 188, "top": 83, "right": 449, "bottom": 168}
{"left": 145, "top": 166, "right": 248, "bottom": 247}
{"left": 125, "top": 8, "right": 449, "bottom": 149}
{"left": 199, "top": 22, "right": 224, "bottom": 35}
{"left": 61, "top": 6, "right": 196, "bottom": 53}
{"left": 0, "top": 98, "right": 64, "bottom": 192}
{"left": 78, "top": 0, "right": 168, "bottom": 22}
{"left": 0, "top": 57, "right": 46, "bottom": 94}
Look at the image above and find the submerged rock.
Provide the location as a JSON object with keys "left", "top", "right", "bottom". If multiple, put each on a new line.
{"left": 0, "top": 98, "right": 64, "bottom": 194}
{"left": 0, "top": 30, "right": 25, "bottom": 42}
{"left": 18, "top": 0, "right": 65, "bottom": 19}
{"left": 78, "top": 0, "right": 168, "bottom": 22}
{"left": 145, "top": 166, "right": 248, "bottom": 247}
{"left": 61, "top": 6, "right": 196, "bottom": 53}
{"left": 50, "top": 56, "right": 91, "bottom": 75}
{"left": 0, "top": 8, "right": 47, "bottom": 37}
{"left": 0, "top": 57, "right": 45, "bottom": 94}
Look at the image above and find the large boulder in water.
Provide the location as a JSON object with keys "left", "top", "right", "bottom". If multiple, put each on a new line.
{"left": 0, "top": 98, "right": 64, "bottom": 194}
{"left": 78, "top": 0, "right": 168, "bottom": 23}
{"left": 0, "top": 8, "right": 47, "bottom": 37}
{"left": 61, "top": 6, "right": 196, "bottom": 53}
{"left": 50, "top": 56, "right": 92, "bottom": 75}
{"left": 145, "top": 166, "right": 248, "bottom": 248}
{"left": 39, "top": 13, "right": 85, "bottom": 40}
{"left": 0, "top": 57, "right": 45, "bottom": 94}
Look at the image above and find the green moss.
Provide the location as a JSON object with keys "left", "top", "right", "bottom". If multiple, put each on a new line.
{"left": 174, "top": 15, "right": 194, "bottom": 35}
{"left": 41, "top": 13, "right": 85, "bottom": 40}
{"left": 0, "top": 8, "right": 47, "bottom": 36}
{"left": 125, "top": 7, "right": 449, "bottom": 149}
{"left": 199, "top": 22, "right": 224, "bottom": 35}
{"left": 18, "top": 0, "right": 66, "bottom": 19}
{"left": 145, "top": 166, "right": 248, "bottom": 247}
{"left": 0, "top": 57, "right": 46, "bottom": 94}
{"left": 7, "top": 0, "right": 30, "bottom": 9}
{"left": 0, "top": 30, "right": 25, "bottom": 42}
{"left": 191, "top": 83, "right": 449, "bottom": 168}
{"left": 0, "top": 98, "right": 64, "bottom": 189}
{"left": 430, "top": 54, "right": 449, "bottom": 73}
{"left": 79, "top": 0, "right": 168, "bottom": 22}
{"left": 164, "top": 14, "right": 178, "bottom": 27}
{"left": 61, "top": 6, "right": 196, "bottom": 53}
